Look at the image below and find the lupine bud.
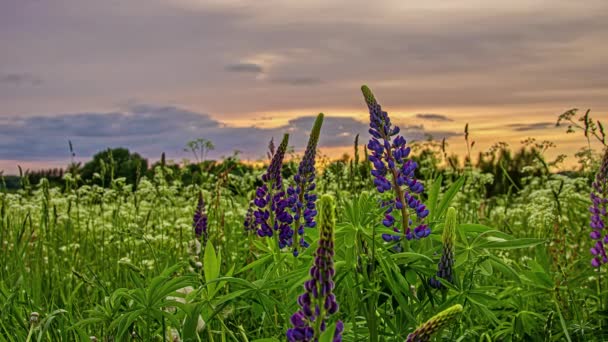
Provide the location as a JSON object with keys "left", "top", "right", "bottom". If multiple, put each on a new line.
{"left": 288, "top": 113, "right": 324, "bottom": 256}
{"left": 287, "top": 195, "right": 343, "bottom": 342}
{"left": 361, "top": 85, "right": 430, "bottom": 242}
{"left": 590, "top": 148, "right": 608, "bottom": 267}
{"left": 406, "top": 304, "right": 463, "bottom": 342}
{"left": 430, "top": 207, "right": 457, "bottom": 289}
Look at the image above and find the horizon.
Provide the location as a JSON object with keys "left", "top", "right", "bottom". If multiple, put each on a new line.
{"left": 2, "top": 0, "right": 607, "bottom": 174}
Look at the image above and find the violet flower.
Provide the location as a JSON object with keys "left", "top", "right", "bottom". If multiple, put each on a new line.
{"left": 287, "top": 195, "right": 343, "bottom": 342}
{"left": 288, "top": 113, "right": 324, "bottom": 256}
{"left": 193, "top": 191, "right": 208, "bottom": 243}
{"left": 251, "top": 134, "right": 295, "bottom": 248}
{"left": 361, "top": 85, "right": 430, "bottom": 242}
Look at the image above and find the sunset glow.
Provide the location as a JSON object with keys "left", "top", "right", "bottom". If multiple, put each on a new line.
{"left": 1, "top": 0, "right": 607, "bottom": 173}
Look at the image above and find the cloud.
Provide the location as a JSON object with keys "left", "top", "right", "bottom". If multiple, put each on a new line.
{"left": 0, "top": 104, "right": 457, "bottom": 162}
{"left": 0, "top": 72, "right": 42, "bottom": 86}
{"left": 415, "top": 113, "right": 453, "bottom": 122}
{"left": 270, "top": 77, "right": 323, "bottom": 86}
{"left": 507, "top": 122, "right": 556, "bottom": 131}
{"left": 1, "top": 0, "right": 607, "bottom": 119}
{"left": 224, "top": 63, "right": 264, "bottom": 73}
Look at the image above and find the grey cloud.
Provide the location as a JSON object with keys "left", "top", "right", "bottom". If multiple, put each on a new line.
{"left": 415, "top": 113, "right": 453, "bottom": 122}
{"left": 0, "top": 72, "right": 42, "bottom": 86}
{"left": 507, "top": 122, "right": 556, "bottom": 131}
{"left": 1, "top": 0, "right": 607, "bottom": 121}
{"left": 224, "top": 63, "right": 264, "bottom": 73}
{"left": 0, "top": 105, "right": 457, "bottom": 161}
{"left": 270, "top": 77, "right": 323, "bottom": 86}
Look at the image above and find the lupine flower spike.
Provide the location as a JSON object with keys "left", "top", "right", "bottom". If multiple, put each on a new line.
{"left": 287, "top": 195, "right": 343, "bottom": 342}
{"left": 288, "top": 113, "right": 324, "bottom": 256}
{"left": 361, "top": 85, "right": 430, "bottom": 243}
{"left": 252, "top": 134, "right": 295, "bottom": 248}
{"left": 245, "top": 138, "right": 276, "bottom": 232}
{"left": 193, "top": 191, "right": 208, "bottom": 243}
{"left": 590, "top": 148, "right": 608, "bottom": 267}
{"left": 430, "top": 207, "right": 457, "bottom": 289}
{"left": 406, "top": 304, "right": 463, "bottom": 342}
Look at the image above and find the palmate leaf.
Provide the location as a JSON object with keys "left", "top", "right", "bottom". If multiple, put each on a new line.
{"left": 108, "top": 263, "right": 196, "bottom": 339}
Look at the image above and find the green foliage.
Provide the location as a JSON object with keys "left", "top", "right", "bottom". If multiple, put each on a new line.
{"left": 1, "top": 117, "right": 607, "bottom": 341}
{"left": 80, "top": 147, "right": 148, "bottom": 187}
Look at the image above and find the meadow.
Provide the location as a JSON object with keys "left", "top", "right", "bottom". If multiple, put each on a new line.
{"left": 0, "top": 86, "right": 606, "bottom": 341}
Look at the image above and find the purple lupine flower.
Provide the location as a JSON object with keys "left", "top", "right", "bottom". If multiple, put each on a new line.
{"left": 361, "top": 85, "right": 430, "bottom": 242}
{"left": 288, "top": 113, "right": 324, "bottom": 256}
{"left": 251, "top": 134, "right": 295, "bottom": 248}
{"left": 590, "top": 148, "right": 608, "bottom": 267}
{"left": 287, "top": 195, "right": 343, "bottom": 342}
{"left": 193, "top": 191, "right": 208, "bottom": 242}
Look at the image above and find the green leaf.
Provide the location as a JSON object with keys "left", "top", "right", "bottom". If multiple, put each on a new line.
{"left": 391, "top": 252, "right": 434, "bottom": 264}
{"left": 182, "top": 303, "right": 205, "bottom": 340}
{"left": 476, "top": 238, "right": 545, "bottom": 250}
{"left": 488, "top": 255, "right": 521, "bottom": 283}
{"left": 436, "top": 176, "right": 465, "bottom": 220}
{"left": 204, "top": 242, "right": 220, "bottom": 297}
{"left": 319, "top": 322, "right": 338, "bottom": 342}
{"left": 405, "top": 269, "right": 418, "bottom": 285}
{"left": 459, "top": 223, "right": 496, "bottom": 234}
{"left": 236, "top": 254, "right": 272, "bottom": 275}
{"left": 427, "top": 175, "right": 442, "bottom": 221}
{"left": 479, "top": 259, "right": 493, "bottom": 276}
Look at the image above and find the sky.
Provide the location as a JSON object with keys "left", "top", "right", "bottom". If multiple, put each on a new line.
{"left": 1, "top": 0, "right": 607, "bottom": 174}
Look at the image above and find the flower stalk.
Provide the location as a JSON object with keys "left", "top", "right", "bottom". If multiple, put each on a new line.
{"left": 288, "top": 113, "right": 324, "bottom": 256}
{"left": 361, "top": 85, "right": 429, "bottom": 243}
{"left": 287, "top": 195, "right": 343, "bottom": 342}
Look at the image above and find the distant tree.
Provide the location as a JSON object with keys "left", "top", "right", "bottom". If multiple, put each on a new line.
{"left": 80, "top": 148, "right": 148, "bottom": 187}
{"left": 185, "top": 138, "right": 215, "bottom": 164}
{"left": 27, "top": 167, "right": 65, "bottom": 186}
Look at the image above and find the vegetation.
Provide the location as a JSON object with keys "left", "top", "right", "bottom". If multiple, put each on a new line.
{"left": 0, "top": 88, "right": 606, "bottom": 341}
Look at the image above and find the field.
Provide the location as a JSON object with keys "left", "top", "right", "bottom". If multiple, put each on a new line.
{"left": 1, "top": 87, "right": 607, "bottom": 341}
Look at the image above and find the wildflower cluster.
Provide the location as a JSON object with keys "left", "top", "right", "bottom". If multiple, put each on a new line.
{"left": 590, "top": 148, "right": 608, "bottom": 267}
{"left": 251, "top": 134, "right": 295, "bottom": 248}
{"left": 288, "top": 113, "right": 324, "bottom": 256}
{"left": 406, "top": 304, "right": 463, "bottom": 342}
{"left": 429, "top": 207, "right": 456, "bottom": 289}
{"left": 361, "top": 85, "right": 430, "bottom": 241}
{"left": 287, "top": 195, "right": 343, "bottom": 342}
